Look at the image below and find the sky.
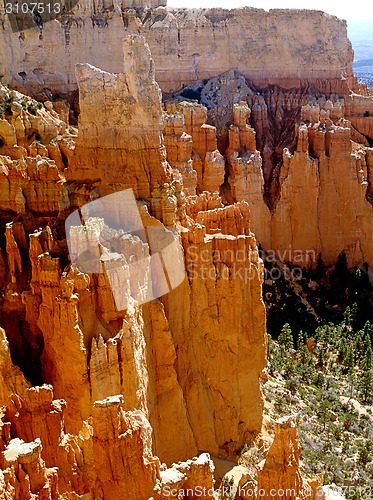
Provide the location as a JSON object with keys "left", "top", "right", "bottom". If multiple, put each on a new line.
{"left": 167, "top": 0, "right": 373, "bottom": 22}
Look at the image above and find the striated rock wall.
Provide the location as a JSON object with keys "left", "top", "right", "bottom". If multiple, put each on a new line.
{"left": 0, "top": 4, "right": 356, "bottom": 100}
{"left": 179, "top": 82, "right": 373, "bottom": 268}
{"left": 69, "top": 35, "right": 174, "bottom": 201}
{"left": 231, "top": 98, "right": 373, "bottom": 268}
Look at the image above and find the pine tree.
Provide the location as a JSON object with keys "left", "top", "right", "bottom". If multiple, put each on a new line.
{"left": 299, "top": 345, "right": 311, "bottom": 364}
{"left": 297, "top": 330, "right": 306, "bottom": 350}
{"left": 362, "top": 340, "right": 373, "bottom": 371}
{"left": 363, "top": 320, "right": 373, "bottom": 339}
{"left": 338, "top": 337, "right": 348, "bottom": 363}
{"left": 317, "top": 347, "right": 325, "bottom": 368}
{"left": 278, "top": 323, "right": 293, "bottom": 351}
{"left": 323, "top": 325, "right": 331, "bottom": 346}
{"left": 345, "top": 347, "right": 355, "bottom": 371}
{"left": 354, "top": 330, "right": 364, "bottom": 362}
{"left": 358, "top": 444, "right": 370, "bottom": 466}
{"left": 317, "top": 398, "right": 330, "bottom": 431}
{"left": 314, "top": 326, "right": 323, "bottom": 342}
{"left": 344, "top": 303, "right": 358, "bottom": 329}
{"left": 359, "top": 369, "right": 373, "bottom": 404}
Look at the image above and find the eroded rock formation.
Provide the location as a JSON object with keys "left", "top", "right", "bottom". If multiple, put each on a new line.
{"left": 257, "top": 416, "right": 305, "bottom": 499}
{"left": 224, "top": 96, "right": 373, "bottom": 267}
{"left": 0, "top": 34, "right": 268, "bottom": 496}
{"left": 0, "top": 0, "right": 373, "bottom": 496}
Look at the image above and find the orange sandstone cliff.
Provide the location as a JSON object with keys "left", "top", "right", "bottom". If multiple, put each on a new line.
{"left": 0, "top": 4, "right": 357, "bottom": 98}
{"left": 0, "top": 35, "right": 271, "bottom": 497}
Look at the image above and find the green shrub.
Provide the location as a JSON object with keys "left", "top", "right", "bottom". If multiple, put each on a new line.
{"left": 358, "top": 445, "right": 370, "bottom": 466}
{"left": 28, "top": 104, "right": 37, "bottom": 115}
{"left": 0, "top": 103, "right": 11, "bottom": 116}
{"left": 313, "top": 372, "right": 325, "bottom": 388}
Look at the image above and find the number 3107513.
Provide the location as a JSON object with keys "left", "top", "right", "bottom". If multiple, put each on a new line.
{"left": 5, "top": 2, "right": 61, "bottom": 14}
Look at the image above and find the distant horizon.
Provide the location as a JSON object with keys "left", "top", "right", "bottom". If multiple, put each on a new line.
{"left": 167, "top": 0, "right": 373, "bottom": 22}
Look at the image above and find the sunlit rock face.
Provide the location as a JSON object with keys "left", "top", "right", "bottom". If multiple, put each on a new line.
{"left": 0, "top": 4, "right": 356, "bottom": 98}
{"left": 0, "top": 34, "right": 268, "bottom": 496}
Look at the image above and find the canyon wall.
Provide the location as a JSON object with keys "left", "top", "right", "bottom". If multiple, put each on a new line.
{"left": 160, "top": 88, "right": 373, "bottom": 269}
{"left": 222, "top": 98, "right": 373, "bottom": 267}
{"left": 2, "top": 0, "right": 372, "bottom": 272}
{"left": 0, "top": 2, "right": 356, "bottom": 100}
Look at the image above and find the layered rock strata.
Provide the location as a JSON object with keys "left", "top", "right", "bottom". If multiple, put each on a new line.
{"left": 0, "top": 4, "right": 372, "bottom": 496}
{"left": 166, "top": 90, "right": 373, "bottom": 268}
{"left": 0, "top": 5, "right": 357, "bottom": 98}
{"left": 164, "top": 100, "right": 225, "bottom": 193}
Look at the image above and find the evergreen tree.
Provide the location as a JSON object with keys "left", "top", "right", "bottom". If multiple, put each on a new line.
{"left": 317, "top": 398, "right": 330, "bottom": 431}
{"left": 354, "top": 329, "right": 364, "bottom": 362}
{"left": 363, "top": 320, "right": 373, "bottom": 340}
{"left": 359, "top": 369, "right": 373, "bottom": 404}
{"left": 338, "top": 337, "right": 348, "bottom": 363}
{"left": 358, "top": 443, "right": 371, "bottom": 466}
{"left": 314, "top": 372, "right": 325, "bottom": 388}
{"left": 314, "top": 326, "right": 323, "bottom": 342}
{"left": 278, "top": 323, "right": 293, "bottom": 351}
{"left": 345, "top": 347, "right": 355, "bottom": 371}
{"left": 362, "top": 340, "right": 373, "bottom": 371}
{"left": 317, "top": 347, "right": 325, "bottom": 368}
{"left": 323, "top": 325, "right": 331, "bottom": 346}
{"left": 344, "top": 302, "right": 358, "bottom": 330}
{"left": 297, "top": 330, "right": 306, "bottom": 350}
{"left": 299, "top": 345, "right": 311, "bottom": 365}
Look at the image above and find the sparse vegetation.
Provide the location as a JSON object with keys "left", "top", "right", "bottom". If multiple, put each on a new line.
{"left": 27, "top": 104, "right": 37, "bottom": 115}
{"left": 263, "top": 308, "right": 373, "bottom": 495}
